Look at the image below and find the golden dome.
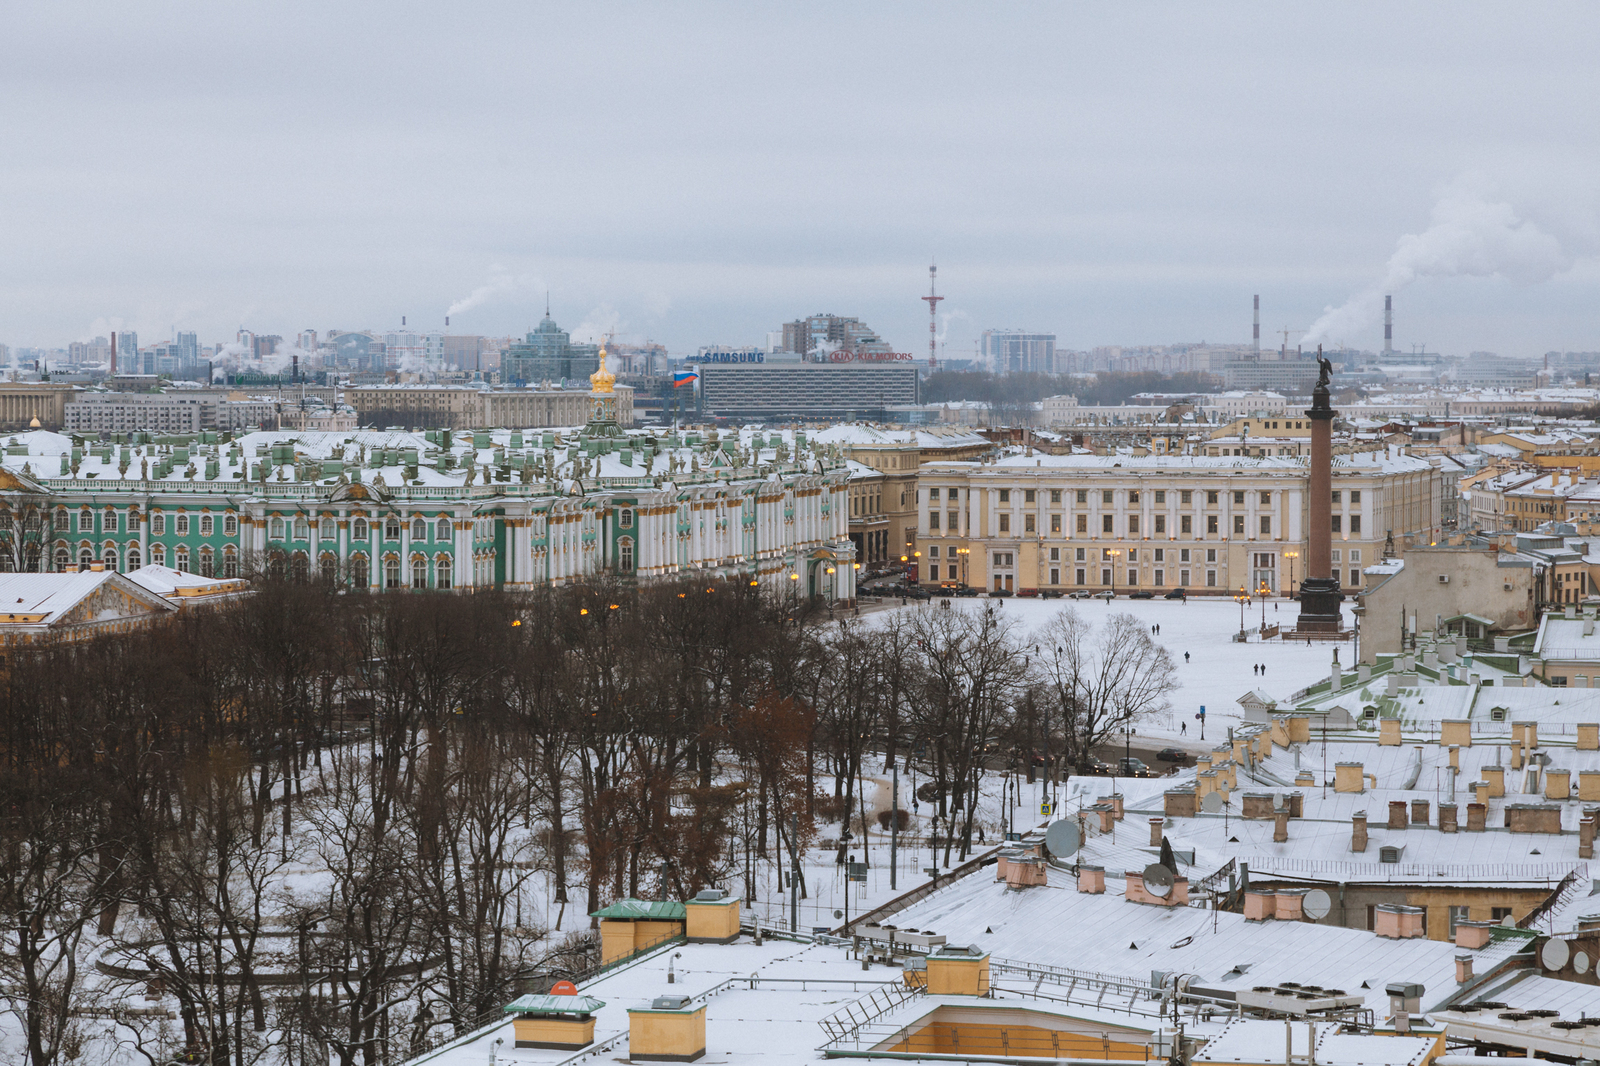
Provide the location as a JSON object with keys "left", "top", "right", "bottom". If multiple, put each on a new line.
{"left": 28, "top": 416, "right": 40, "bottom": 429}
{"left": 590, "top": 344, "right": 616, "bottom": 395}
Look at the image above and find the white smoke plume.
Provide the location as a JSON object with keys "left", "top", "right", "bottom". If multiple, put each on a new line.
{"left": 447, "top": 271, "right": 547, "bottom": 319}
{"left": 572, "top": 304, "right": 624, "bottom": 346}
{"left": 1304, "top": 183, "right": 1577, "bottom": 347}
{"left": 935, "top": 308, "right": 971, "bottom": 344}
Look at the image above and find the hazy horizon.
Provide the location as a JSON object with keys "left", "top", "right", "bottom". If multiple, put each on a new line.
{"left": 5, "top": 3, "right": 1600, "bottom": 360}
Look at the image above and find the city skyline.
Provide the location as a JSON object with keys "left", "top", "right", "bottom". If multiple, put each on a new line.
{"left": 5, "top": 4, "right": 1600, "bottom": 358}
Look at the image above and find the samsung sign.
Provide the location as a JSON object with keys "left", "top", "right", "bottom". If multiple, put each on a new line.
{"left": 689, "top": 348, "right": 766, "bottom": 364}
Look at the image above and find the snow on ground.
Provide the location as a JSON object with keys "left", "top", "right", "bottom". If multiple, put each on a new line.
{"left": 862, "top": 594, "right": 1356, "bottom": 750}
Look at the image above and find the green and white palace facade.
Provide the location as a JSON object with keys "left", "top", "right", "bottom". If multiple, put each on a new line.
{"left": 0, "top": 423, "right": 859, "bottom": 600}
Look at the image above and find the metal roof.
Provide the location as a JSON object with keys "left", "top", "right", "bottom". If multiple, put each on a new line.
{"left": 589, "top": 899, "right": 687, "bottom": 921}
{"left": 503, "top": 993, "right": 606, "bottom": 1016}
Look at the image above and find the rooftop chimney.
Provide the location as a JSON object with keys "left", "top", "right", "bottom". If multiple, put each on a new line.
{"left": 1352, "top": 811, "right": 1368, "bottom": 852}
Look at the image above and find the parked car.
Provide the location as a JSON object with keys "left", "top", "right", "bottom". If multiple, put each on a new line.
{"left": 1093, "top": 590, "right": 1116, "bottom": 601}
{"left": 934, "top": 585, "right": 957, "bottom": 597}
{"left": 1080, "top": 757, "right": 1115, "bottom": 776}
{"left": 1128, "top": 590, "right": 1155, "bottom": 599}
{"left": 992, "top": 588, "right": 1014, "bottom": 598}
{"left": 1156, "top": 747, "right": 1190, "bottom": 764}
{"left": 1017, "top": 588, "right": 1040, "bottom": 598}
{"left": 1164, "top": 587, "right": 1188, "bottom": 600}
{"left": 955, "top": 586, "right": 981, "bottom": 597}
{"left": 1040, "top": 589, "right": 1064, "bottom": 599}
{"left": 1068, "top": 590, "right": 1093, "bottom": 600}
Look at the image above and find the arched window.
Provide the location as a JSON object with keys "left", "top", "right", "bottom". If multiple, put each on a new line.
{"left": 24, "top": 544, "right": 39, "bottom": 573}
{"left": 269, "top": 516, "right": 285, "bottom": 540}
{"left": 175, "top": 513, "right": 190, "bottom": 536}
{"left": 0, "top": 547, "right": 15, "bottom": 573}
{"left": 290, "top": 552, "right": 309, "bottom": 583}
{"left": 319, "top": 552, "right": 337, "bottom": 583}
{"left": 619, "top": 507, "right": 634, "bottom": 529}
{"left": 152, "top": 513, "right": 166, "bottom": 535}
{"left": 618, "top": 536, "right": 634, "bottom": 571}
{"left": 78, "top": 509, "right": 92, "bottom": 533}
{"left": 350, "top": 554, "right": 369, "bottom": 588}
{"left": 200, "top": 515, "right": 214, "bottom": 537}
{"left": 385, "top": 518, "right": 401, "bottom": 541}
{"left": 384, "top": 557, "right": 401, "bottom": 589}
{"left": 224, "top": 514, "right": 238, "bottom": 537}
{"left": 126, "top": 548, "right": 141, "bottom": 571}
{"left": 436, "top": 517, "right": 451, "bottom": 541}
{"left": 411, "top": 518, "right": 427, "bottom": 541}
{"left": 412, "top": 556, "right": 428, "bottom": 589}
{"left": 151, "top": 543, "right": 165, "bottom": 566}
{"left": 223, "top": 547, "right": 239, "bottom": 579}
{"left": 104, "top": 509, "right": 118, "bottom": 533}
{"left": 199, "top": 547, "right": 214, "bottom": 578}
{"left": 54, "top": 507, "right": 67, "bottom": 530}
{"left": 53, "top": 548, "right": 68, "bottom": 573}
{"left": 293, "top": 517, "right": 309, "bottom": 541}
{"left": 175, "top": 546, "right": 190, "bottom": 572}
{"left": 353, "top": 518, "right": 369, "bottom": 540}
{"left": 320, "top": 517, "right": 335, "bottom": 540}
{"left": 103, "top": 545, "right": 119, "bottom": 572}
{"left": 23, "top": 511, "right": 39, "bottom": 532}
{"left": 78, "top": 548, "right": 93, "bottom": 572}
{"left": 435, "top": 555, "right": 452, "bottom": 590}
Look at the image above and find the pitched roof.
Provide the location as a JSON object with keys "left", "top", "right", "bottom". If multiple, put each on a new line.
{"left": 589, "top": 899, "right": 687, "bottom": 921}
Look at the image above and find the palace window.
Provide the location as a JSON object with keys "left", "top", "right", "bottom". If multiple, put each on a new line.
{"left": 999, "top": 514, "right": 1010, "bottom": 533}
{"left": 319, "top": 552, "right": 337, "bottom": 583}
{"left": 176, "top": 514, "right": 190, "bottom": 536}
{"left": 436, "top": 556, "right": 452, "bottom": 589}
{"left": 619, "top": 537, "right": 634, "bottom": 570}
{"left": 320, "top": 518, "right": 335, "bottom": 540}
{"left": 79, "top": 508, "right": 92, "bottom": 533}
{"left": 437, "top": 517, "right": 451, "bottom": 541}
{"left": 224, "top": 547, "right": 239, "bottom": 579}
{"left": 200, "top": 515, "right": 214, "bottom": 537}
{"left": 412, "top": 557, "right": 428, "bottom": 589}
{"left": 199, "top": 548, "right": 214, "bottom": 578}
{"left": 294, "top": 517, "right": 310, "bottom": 541}
{"left": 269, "top": 517, "right": 285, "bottom": 540}
{"left": 175, "top": 546, "right": 190, "bottom": 571}
{"left": 152, "top": 513, "right": 166, "bottom": 535}
{"left": 412, "top": 518, "right": 428, "bottom": 541}
{"left": 385, "top": 557, "right": 401, "bottom": 588}
{"left": 353, "top": 518, "right": 368, "bottom": 540}
{"left": 348, "top": 553, "right": 366, "bottom": 587}
{"left": 224, "top": 514, "right": 238, "bottom": 537}
{"left": 386, "top": 519, "right": 401, "bottom": 541}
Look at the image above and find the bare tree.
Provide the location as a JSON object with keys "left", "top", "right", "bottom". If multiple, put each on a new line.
{"left": 1034, "top": 608, "right": 1177, "bottom": 768}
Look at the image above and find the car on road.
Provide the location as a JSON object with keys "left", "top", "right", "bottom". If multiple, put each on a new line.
{"left": 955, "top": 586, "right": 980, "bottom": 597}
{"left": 1040, "top": 589, "right": 1064, "bottom": 599}
{"left": 1155, "top": 747, "right": 1189, "bottom": 763}
{"left": 1068, "top": 590, "right": 1093, "bottom": 600}
{"left": 991, "top": 588, "right": 1014, "bottom": 598}
{"left": 1117, "top": 756, "right": 1158, "bottom": 778}
{"left": 1092, "top": 590, "right": 1116, "bottom": 601}
{"left": 1128, "top": 591, "right": 1155, "bottom": 599}
{"left": 1164, "top": 587, "right": 1188, "bottom": 600}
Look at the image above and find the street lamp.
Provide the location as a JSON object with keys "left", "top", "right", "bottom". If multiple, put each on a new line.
{"left": 1284, "top": 550, "right": 1299, "bottom": 599}
{"left": 957, "top": 546, "right": 970, "bottom": 588}
{"left": 1258, "top": 581, "right": 1270, "bottom": 628}
{"left": 1234, "top": 585, "right": 1250, "bottom": 638}
{"left": 1106, "top": 548, "right": 1122, "bottom": 597}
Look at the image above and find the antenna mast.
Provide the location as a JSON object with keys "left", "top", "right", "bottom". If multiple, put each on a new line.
{"left": 922, "top": 262, "right": 943, "bottom": 370}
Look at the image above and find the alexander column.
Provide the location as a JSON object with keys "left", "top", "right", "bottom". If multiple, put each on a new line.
{"left": 1296, "top": 346, "right": 1343, "bottom": 633}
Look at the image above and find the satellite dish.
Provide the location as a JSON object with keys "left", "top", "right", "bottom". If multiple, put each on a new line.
{"left": 1201, "top": 792, "right": 1224, "bottom": 814}
{"left": 833, "top": 909, "right": 844, "bottom": 919}
{"left": 1143, "top": 864, "right": 1176, "bottom": 898}
{"left": 1577, "top": 952, "right": 1592, "bottom": 976}
{"left": 1045, "top": 820, "right": 1082, "bottom": 857}
{"left": 1303, "top": 889, "right": 1332, "bottom": 920}
{"left": 1542, "top": 938, "right": 1571, "bottom": 971}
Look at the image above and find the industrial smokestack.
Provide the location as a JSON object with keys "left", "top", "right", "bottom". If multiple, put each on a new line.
{"left": 110, "top": 331, "right": 117, "bottom": 376}
{"left": 1384, "top": 294, "right": 1393, "bottom": 354}
{"left": 445, "top": 315, "right": 450, "bottom": 327}
{"left": 1253, "top": 295, "right": 1260, "bottom": 353}
{"left": 292, "top": 354, "right": 299, "bottom": 383}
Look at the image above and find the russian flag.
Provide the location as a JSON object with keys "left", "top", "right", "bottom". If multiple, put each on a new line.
{"left": 673, "top": 368, "right": 699, "bottom": 388}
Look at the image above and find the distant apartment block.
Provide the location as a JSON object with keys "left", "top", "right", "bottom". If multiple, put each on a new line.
{"left": 697, "top": 363, "right": 918, "bottom": 419}
{"left": 64, "top": 393, "right": 276, "bottom": 434}
{"left": 983, "top": 330, "right": 1057, "bottom": 374}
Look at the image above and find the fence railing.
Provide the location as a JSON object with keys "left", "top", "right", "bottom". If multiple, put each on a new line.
{"left": 1244, "top": 857, "right": 1582, "bottom": 883}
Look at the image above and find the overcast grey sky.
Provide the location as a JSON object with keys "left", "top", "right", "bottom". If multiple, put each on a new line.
{"left": 4, "top": 3, "right": 1599, "bottom": 359}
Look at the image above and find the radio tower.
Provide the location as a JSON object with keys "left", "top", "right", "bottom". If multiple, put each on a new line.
{"left": 922, "top": 262, "right": 943, "bottom": 369}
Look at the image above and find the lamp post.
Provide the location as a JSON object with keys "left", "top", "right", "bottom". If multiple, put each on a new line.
{"left": 1258, "top": 581, "right": 1270, "bottom": 628}
{"left": 1285, "top": 550, "right": 1299, "bottom": 599}
{"left": 1234, "top": 586, "right": 1249, "bottom": 638}
{"left": 957, "top": 546, "right": 970, "bottom": 588}
{"left": 1107, "top": 548, "right": 1122, "bottom": 597}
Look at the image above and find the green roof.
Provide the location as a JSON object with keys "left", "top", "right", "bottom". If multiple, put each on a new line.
{"left": 590, "top": 899, "right": 687, "bottom": 921}
{"left": 504, "top": 993, "right": 606, "bottom": 1016}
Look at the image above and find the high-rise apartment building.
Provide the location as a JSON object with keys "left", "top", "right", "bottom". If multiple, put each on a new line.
{"left": 982, "top": 330, "right": 1057, "bottom": 374}
{"left": 779, "top": 315, "right": 894, "bottom": 358}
